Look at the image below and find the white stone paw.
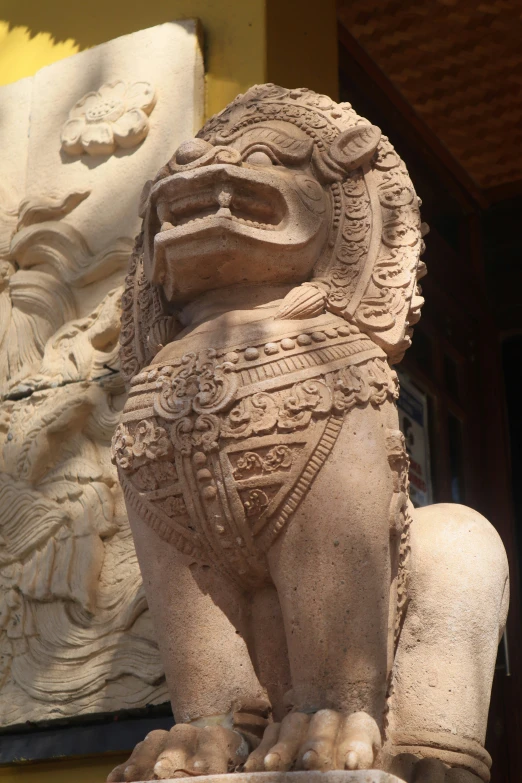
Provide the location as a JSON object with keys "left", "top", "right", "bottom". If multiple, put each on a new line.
{"left": 244, "top": 709, "right": 381, "bottom": 772}
{"left": 106, "top": 723, "right": 248, "bottom": 781}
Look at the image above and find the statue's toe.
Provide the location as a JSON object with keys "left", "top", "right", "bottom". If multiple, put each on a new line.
{"left": 107, "top": 721, "right": 249, "bottom": 782}
{"left": 191, "top": 724, "right": 248, "bottom": 775}
{"left": 153, "top": 724, "right": 199, "bottom": 779}
{"left": 106, "top": 730, "right": 169, "bottom": 782}
{"left": 335, "top": 711, "right": 381, "bottom": 770}
{"left": 243, "top": 722, "right": 281, "bottom": 771}
{"left": 244, "top": 708, "right": 382, "bottom": 773}
{"left": 297, "top": 709, "right": 342, "bottom": 770}
{"left": 263, "top": 712, "right": 311, "bottom": 771}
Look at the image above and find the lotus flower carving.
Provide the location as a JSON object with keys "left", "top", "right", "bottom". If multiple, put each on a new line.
{"left": 61, "top": 81, "right": 156, "bottom": 157}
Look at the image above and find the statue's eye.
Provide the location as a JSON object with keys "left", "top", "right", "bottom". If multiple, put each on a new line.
{"left": 244, "top": 150, "right": 274, "bottom": 166}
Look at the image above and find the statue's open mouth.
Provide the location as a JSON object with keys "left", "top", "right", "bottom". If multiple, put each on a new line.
{"left": 150, "top": 166, "right": 288, "bottom": 235}
{"left": 144, "top": 162, "right": 328, "bottom": 302}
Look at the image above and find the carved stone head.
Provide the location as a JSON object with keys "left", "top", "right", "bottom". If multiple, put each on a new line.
{"left": 121, "top": 85, "right": 424, "bottom": 381}
{"left": 142, "top": 119, "right": 331, "bottom": 303}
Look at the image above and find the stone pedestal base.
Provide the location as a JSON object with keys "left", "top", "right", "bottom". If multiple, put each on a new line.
{"left": 134, "top": 773, "right": 405, "bottom": 783}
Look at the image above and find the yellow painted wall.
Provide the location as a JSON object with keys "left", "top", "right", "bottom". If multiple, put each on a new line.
{"left": 0, "top": 0, "right": 266, "bottom": 117}
{"left": 0, "top": 1, "right": 337, "bottom": 780}
{"left": 0, "top": 755, "right": 127, "bottom": 783}
{"left": 0, "top": 0, "right": 337, "bottom": 117}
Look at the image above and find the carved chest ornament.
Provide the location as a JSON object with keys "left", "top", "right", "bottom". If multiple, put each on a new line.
{"left": 113, "top": 319, "right": 399, "bottom": 586}
{"left": 113, "top": 83, "right": 424, "bottom": 586}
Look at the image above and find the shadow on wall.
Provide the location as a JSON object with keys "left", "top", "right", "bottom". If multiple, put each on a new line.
{"left": 0, "top": 0, "right": 266, "bottom": 107}
{"left": 1, "top": 0, "right": 201, "bottom": 50}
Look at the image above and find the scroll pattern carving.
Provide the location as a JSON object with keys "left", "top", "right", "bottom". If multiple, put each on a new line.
{"left": 114, "top": 325, "right": 400, "bottom": 587}
{"left": 197, "top": 84, "right": 423, "bottom": 364}
{"left": 386, "top": 429, "right": 412, "bottom": 643}
{"left": 233, "top": 446, "right": 293, "bottom": 479}
{"left": 154, "top": 351, "right": 239, "bottom": 420}
{"left": 119, "top": 242, "right": 178, "bottom": 384}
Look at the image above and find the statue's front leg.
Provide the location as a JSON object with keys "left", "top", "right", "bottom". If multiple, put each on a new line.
{"left": 258, "top": 401, "right": 400, "bottom": 772}
{"left": 108, "top": 512, "right": 269, "bottom": 782}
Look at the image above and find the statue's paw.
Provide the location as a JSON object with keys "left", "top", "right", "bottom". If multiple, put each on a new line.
{"left": 244, "top": 709, "right": 381, "bottom": 772}
{"left": 390, "top": 753, "right": 482, "bottom": 782}
{"left": 106, "top": 729, "right": 169, "bottom": 781}
{"left": 106, "top": 723, "right": 248, "bottom": 781}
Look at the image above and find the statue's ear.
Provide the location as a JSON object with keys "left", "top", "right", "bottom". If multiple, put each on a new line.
{"left": 330, "top": 124, "right": 381, "bottom": 171}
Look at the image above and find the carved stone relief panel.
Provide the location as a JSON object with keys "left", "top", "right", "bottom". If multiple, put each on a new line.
{"left": 61, "top": 81, "right": 156, "bottom": 157}
{"left": 0, "top": 20, "right": 204, "bottom": 726}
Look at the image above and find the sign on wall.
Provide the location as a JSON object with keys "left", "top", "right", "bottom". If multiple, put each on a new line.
{"left": 397, "top": 370, "right": 433, "bottom": 507}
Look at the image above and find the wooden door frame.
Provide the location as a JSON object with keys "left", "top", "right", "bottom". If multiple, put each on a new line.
{"left": 338, "top": 26, "right": 522, "bottom": 780}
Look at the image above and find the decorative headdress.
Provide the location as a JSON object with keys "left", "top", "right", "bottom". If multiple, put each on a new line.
{"left": 120, "top": 85, "right": 425, "bottom": 381}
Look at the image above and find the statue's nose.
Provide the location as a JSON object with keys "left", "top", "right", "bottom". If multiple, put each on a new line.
{"left": 173, "top": 139, "right": 241, "bottom": 169}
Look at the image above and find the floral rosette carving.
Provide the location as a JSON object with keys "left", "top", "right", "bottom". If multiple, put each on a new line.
{"left": 149, "top": 350, "right": 240, "bottom": 455}
{"left": 112, "top": 419, "right": 171, "bottom": 472}
{"left": 278, "top": 380, "right": 332, "bottom": 430}
{"left": 233, "top": 446, "right": 293, "bottom": 479}
{"left": 332, "top": 357, "right": 398, "bottom": 413}
{"left": 61, "top": 81, "right": 156, "bottom": 157}
{"left": 221, "top": 393, "right": 278, "bottom": 439}
{"left": 153, "top": 351, "right": 239, "bottom": 421}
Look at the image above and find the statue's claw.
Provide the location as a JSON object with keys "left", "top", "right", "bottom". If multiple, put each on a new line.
{"left": 242, "top": 722, "right": 282, "bottom": 772}
{"left": 263, "top": 712, "right": 311, "bottom": 771}
{"left": 106, "top": 723, "right": 248, "bottom": 781}
{"left": 244, "top": 709, "right": 381, "bottom": 772}
{"left": 297, "top": 709, "right": 342, "bottom": 770}
{"left": 106, "top": 730, "right": 169, "bottom": 781}
{"left": 336, "top": 711, "right": 381, "bottom": 770}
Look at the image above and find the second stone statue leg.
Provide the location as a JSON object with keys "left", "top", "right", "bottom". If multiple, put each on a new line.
{"left": 388, "top": 503, "right": 510, "bottom": 783}
{"left": 262, "top": 401, "right": 400, "bottom": 772}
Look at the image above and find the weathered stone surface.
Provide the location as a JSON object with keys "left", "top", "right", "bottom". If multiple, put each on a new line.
{"left": 0, "top": 21, "right": 203, "bottom": 726}
{"left": 133, "top": 773, "right": 406, "bottom": 783}
{"left": 108, "top": 84, "right": 508, "bottom": 783}
{"left": 0, "top": 77, "right": 31, "bottom": 264}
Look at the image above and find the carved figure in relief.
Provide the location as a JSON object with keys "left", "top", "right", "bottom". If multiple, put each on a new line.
{"left": 0, "top": 190, "right": 167, "bottom": 724}
{"left": 110, "top": 85, "right": 509, "bottom": 783}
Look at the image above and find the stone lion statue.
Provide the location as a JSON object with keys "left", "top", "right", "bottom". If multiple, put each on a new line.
{"left": 109, "top": 85, "right": 509, "bottom": 783}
